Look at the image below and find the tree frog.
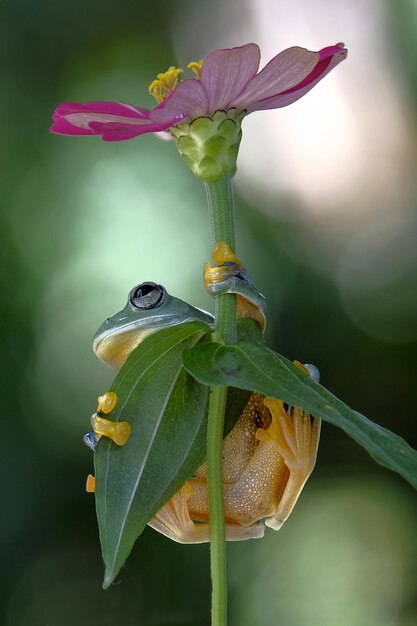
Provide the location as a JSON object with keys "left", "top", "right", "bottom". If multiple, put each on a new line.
{"left": 88, "top": 246, "right": 320, "bottom": 543}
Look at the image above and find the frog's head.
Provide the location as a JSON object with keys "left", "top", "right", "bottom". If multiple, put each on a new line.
{"left": 93, "top": 281, "right": 214, "bottom": 369}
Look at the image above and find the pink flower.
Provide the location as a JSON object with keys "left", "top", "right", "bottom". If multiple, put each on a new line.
{"left": 50, "top": 43, "right": 347, "bottom": 142}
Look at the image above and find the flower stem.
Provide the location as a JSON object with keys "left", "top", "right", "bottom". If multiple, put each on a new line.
{"left": 206, "top": 384, "right": 228, "bottom": 626}
{"left": 204, "top": 175, "right": 238, "bottom": 626}
{"left": 205, "top": 176, "right": 237, "bottom": 344}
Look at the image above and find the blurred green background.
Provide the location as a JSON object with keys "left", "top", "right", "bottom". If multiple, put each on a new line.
{"left": 1, "top": 0, "right": 417, "bottom": 625}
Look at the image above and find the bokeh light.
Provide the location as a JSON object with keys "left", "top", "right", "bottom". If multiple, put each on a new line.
{"left": 229, "top": 476, "right": 417, "bottom": 626}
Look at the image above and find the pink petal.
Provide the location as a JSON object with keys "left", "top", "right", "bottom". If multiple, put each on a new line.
{"left": 318, "top": 43, "right": 347, "bottom": 62}
{"left": 55, "top": 101, "right": 151, "bottom": 119}
{"left": 88, "top": 121, "right": 172, "bottom": 142}
{"left": 199, "top": 43, "right": 261, "bottom": 112}
{"left": 50, "top": 101, "right": 176, "bottom": 140}
{"left": 247, "top": 43, "right": 347, "bottom": 112}
{"left": 231, "top": 46, "right": 319, "bottom": 110}
{"left": 50, "top": 116, "right": 95, "bottom": 136}
{"left": 149, "top": 78, "right": 209, "bottom": 123}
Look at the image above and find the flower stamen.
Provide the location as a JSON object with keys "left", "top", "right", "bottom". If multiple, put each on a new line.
{"left": 149, "top": 66, "right": 184, "bottom": 103}
{"left": 187, "top": 60, "right": 204, "bottom": 78}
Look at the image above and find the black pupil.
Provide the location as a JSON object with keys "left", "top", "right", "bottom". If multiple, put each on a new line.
{"left": 131, "top": 283, "right": 165, "bottom": 309}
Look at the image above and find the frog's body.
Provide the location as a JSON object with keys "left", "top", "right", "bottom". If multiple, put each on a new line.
{"left": 90, "top": 247, "right": 320, "bottom": 543}
{"left": 148, "top": 372, "right": 320, "bottom": 543}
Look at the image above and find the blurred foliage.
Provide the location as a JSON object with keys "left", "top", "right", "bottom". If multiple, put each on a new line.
{"left": 1, "top": 1, "right": 417, "bottom": 625}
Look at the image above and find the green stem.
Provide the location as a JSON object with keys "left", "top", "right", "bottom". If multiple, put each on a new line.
{"left": 206, "top": 384, "right": 228, "bottom": 626}
{"left": 205, "top": 176, "right": 237, "bottom": 345}
{"left": 205, "top": 175, "right": 235, "bottom": 250}
{"left": 204, "top": 175, "right": 238, "bottom": 626}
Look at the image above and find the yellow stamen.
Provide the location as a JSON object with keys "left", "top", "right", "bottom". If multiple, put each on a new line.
{"left": 86, "top": 474, "right": 96, "bottom": 493}
{"left": 149, "top": 66, "right": 184, "bottom": 103}
{"left": 97, "top": 391, "right": 117, "bottom": 414}
{"left": 187, "top": 59, "right": 204, "bottom": 78}
{"left": 92, "top": 414, "right": 131, "bottom": 446}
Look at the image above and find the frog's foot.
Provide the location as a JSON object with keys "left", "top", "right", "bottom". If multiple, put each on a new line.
{"left": 203, "top": 242, "right": 243, "bottom": 290}
{"left": 148, "top": 483, "right": 205, "bottom": 543}
{"left": 84, "top": 392, "right": 120, "bottom": 451}
{"left": 148, "top": 482, "right": 265, "bottom": 544}
{"left": 86, "top": 474, "right": 96, "bottom": 493}
{"left": 91, "top": 414, "right": 131, "bottom": 446}
{"left": 257, "top": 397, "right": 321, "bottom": 531}
{"left": 204, "top": 241, "right": 266, "bottom": 331}
{"left": 97, "top": 391, "right": 117, "bottom": 414}
{"left": 224, "top": 522, "right": 265, "bottom": 541}
{"left": 211, "top": 241, "right": 242, "bottom": 266}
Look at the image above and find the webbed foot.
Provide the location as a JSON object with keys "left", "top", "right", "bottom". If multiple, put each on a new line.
{"left": 257, "top": 387, "right": 321, "bottom": 531}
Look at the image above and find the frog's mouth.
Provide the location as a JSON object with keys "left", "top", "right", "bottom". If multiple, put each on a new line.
{"left": 93, "top": 308, "right": 214, "bottom": 370}
{"left": 94, "top": 325, "right": 158, "bottom": 370}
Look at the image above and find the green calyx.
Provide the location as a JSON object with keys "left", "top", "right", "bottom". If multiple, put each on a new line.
{"left": 171, "top": 109, "right": 244, "bottom": 182}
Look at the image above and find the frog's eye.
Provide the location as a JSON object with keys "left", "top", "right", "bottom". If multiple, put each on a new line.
{"left": 129, "top": 282, "right": 167, "bottom": 310}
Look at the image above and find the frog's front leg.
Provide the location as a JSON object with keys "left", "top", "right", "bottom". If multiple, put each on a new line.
{"left": 258, "top": 397, "right": 321, "bottom": 531}
{"left": 148, "top": 482, "right": 265, "bottom": 544}
{"left": 204, "top": 241, "right": 267, "bottom": 331}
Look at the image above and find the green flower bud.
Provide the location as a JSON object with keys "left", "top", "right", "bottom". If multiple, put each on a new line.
{"left": 171, "top": 109, "right": 244, "bottom": 182}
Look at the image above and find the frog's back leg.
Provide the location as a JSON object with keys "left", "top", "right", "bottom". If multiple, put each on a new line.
{"left": 148, "top": 482, "right": 264, "bottom": 544}
{"left": 258, "top": 399, "right": 321, "bottom": 530}
{"left": 189, "top": 394, "right": 289, "bottom": 527}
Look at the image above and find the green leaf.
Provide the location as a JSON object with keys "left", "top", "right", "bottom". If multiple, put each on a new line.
{"left": 183, "top": 340, "right": 417, "bottom": 490}
{"left": 95, "top": 321, "right": 211, "bottom": 588}
{"left": 236, "top": 317, "right": 264, "bottom": 343}
{"left": 224, "top": 386, "right": 251, "bottom": 434}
